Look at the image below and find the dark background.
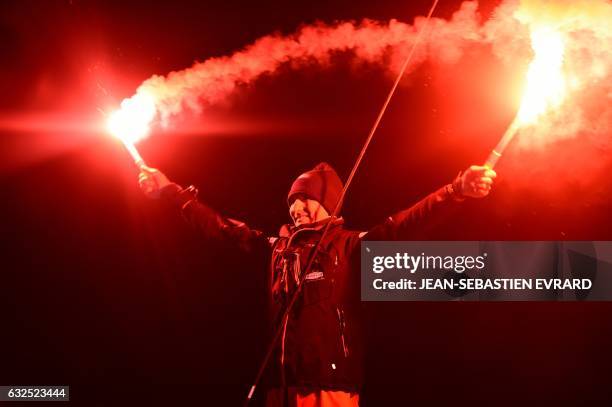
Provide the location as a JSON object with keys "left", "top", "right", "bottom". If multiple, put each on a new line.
{"left": 1, "top": 0, "right": 611, "bottom": 405}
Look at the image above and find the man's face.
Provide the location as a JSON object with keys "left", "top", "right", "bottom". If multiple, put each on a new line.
{"left": 289, "top": 195, "right": 330, "bottom": 227}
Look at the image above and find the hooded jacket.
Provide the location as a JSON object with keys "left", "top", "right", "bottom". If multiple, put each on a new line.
{"left": 161, "top": 181, "right": 462, "bottom": 391}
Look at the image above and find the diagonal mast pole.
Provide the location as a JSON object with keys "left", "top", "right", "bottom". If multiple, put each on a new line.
{"left": 245, "top": 1, "right": 441, "bottom": 404}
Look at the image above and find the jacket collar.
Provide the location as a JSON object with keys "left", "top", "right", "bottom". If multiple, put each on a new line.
{"left": 278, "top": 216, "right": 344, "bottom": 238}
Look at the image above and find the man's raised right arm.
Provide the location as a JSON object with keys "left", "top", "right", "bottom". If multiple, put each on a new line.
{"left": 138, "top": 166, "right": 269, "bottom": 253}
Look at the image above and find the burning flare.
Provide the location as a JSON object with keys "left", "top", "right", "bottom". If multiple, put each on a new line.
{"left": 107, "top": 91, "right": 156, "bottom": 143}
{"left": 485, "top": 24, "right": 568, "bottom": 168}
{"left": 486, "top": 0, "right": 612, "bottom": 169}
{"left": 106, "top": 91, "right": 156, "bottom": 168}
{"left": 516, "top": 28, "right": 566, "bottom": 126}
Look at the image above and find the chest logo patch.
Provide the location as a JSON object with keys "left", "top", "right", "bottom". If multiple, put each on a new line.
{"left": 304, "top": 271, "right": 324, "bottom": 281}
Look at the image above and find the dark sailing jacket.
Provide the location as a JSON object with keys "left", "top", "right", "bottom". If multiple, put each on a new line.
{"left": 161, "top": 183, "right": 462, "bottom": 391}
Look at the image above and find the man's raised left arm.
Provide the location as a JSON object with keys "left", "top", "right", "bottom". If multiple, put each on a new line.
{"left": 362, "top": 165, "right": 496, "bottom": 241}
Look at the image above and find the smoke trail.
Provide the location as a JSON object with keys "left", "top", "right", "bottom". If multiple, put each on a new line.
{"left": 125, "top": 0, "right": 610, "bottom": 151}
{"left": 134, "top": 1, "right": 490, "bottom": 124}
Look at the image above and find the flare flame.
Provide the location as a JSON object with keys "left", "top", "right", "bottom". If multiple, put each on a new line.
{"left": 106, "top": 91, "right": 156, "bottom": 144}
{"left": 106, "top": 91, "right": 156, "bottom": 167}
{"left": 516, "top": 27, "right": 566, "bottom": 126}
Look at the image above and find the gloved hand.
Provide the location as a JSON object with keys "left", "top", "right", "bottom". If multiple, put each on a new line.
{"left": 457, "top": 165, "right": 497, "bottom": 198}
{"left": 138, "top": 166, "right": 172, "bottom": 199}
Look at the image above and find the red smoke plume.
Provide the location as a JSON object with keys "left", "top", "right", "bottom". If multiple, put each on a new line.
{"left": 111, "top": 0, "right": 610, "bottom": 192}
{"left": 133, "top": 1, "right": 502, "bottom": 124}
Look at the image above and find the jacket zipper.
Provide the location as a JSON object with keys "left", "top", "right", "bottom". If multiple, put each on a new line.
{"left": 336, "top": 306, "right": 349, "bottom": 358}
{"left": 279, "top": 227, "right": 310, "bottom": 371}
{"left": 280, "top": 313, "right": 289, "bottom": 366}
{"left": 278, "top": 225, "right": 334, "bottom": 372}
